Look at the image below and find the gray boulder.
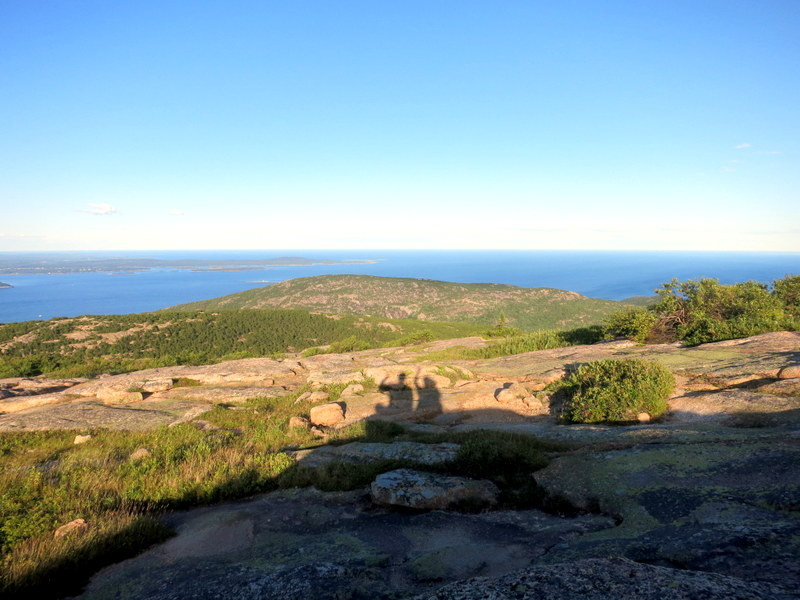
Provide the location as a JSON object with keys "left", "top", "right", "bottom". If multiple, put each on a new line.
{"left": 371, "top": 468, "right": 499, "bottom": 510}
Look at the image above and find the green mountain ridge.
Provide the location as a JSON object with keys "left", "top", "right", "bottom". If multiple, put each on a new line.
{"left": 0, "top": 309, "right": 481, "bottom": 378}
{"left": 167, "top": 274, "right": 631, "bottom": 331}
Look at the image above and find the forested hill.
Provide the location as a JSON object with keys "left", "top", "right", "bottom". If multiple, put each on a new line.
{"left": 0, "top": 309, "right": 480, "bottom": 378}
{"left": 167, "top": 275, "right": 631, "bottom": 331}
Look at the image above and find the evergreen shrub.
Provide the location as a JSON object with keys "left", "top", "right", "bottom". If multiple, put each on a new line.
{"left": 603, "top": 308, "right": 658, "bottom": 343}
{"left": 559, "top": 359, "right": 674, "bottom": 424}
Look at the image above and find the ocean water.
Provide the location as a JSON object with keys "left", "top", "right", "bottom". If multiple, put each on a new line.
{"left": 0, "top": 250, "right": 797, "bottom": 323}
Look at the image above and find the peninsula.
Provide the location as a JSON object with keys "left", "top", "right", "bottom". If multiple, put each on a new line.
{"left": 0, "top": 281, "right": 11, "bottom": 289}
{"left": 0, "top": 254, "right": 374, "bottom": 275}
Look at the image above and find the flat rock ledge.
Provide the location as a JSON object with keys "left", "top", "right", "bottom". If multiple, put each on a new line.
{"left": 288, "top": 441, "right": 460, "bottom": 468}
{"left": 371, "top": 468, "right": 499, "bottom": 510}
{"left": 415, "top": 557, "right": 792, "bottom": 600}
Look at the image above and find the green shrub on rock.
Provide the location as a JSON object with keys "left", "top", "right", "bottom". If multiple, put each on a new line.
{"left": 772, "top": 274, "right": 800, "bottom": 318}
{"left": 559, "top": 359, "right": 675, "bottom": 424}
{"left": 603, "top": 308, "right": 658, "bottom": 343}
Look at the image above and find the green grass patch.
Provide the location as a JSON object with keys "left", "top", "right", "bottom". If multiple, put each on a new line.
{"left": 433, "top": 365, "right": 473, "bottom": 385}
{"left": 172, "top": 377, "right": 202, "bottom": 388}
{"left": 423, "top": 327, "right": 603, "bottom": 361}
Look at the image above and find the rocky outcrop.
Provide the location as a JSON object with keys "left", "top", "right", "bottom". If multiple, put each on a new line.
{"left": 494, "top": 382, "right": 530, "bottom": 403}
{"left": 296, "top": 390, "right": 329, "bottom": 403}
{"left": 4, "top": 331, "right": 799, "bottom": 435}
{"left": 0, "top": 377, "right": 84, "bottom": 396}
{"left": 76, "top": 489, "right": 616, "bottom": 600}
{"left": 533, "top": 436, "right": 800, "bottom": 587}
{"left": 778, "top": 365, "right": 800, "bottom": 379}
{"left": 96, "top": 388, "right": 144, "bottom": 403}
{"left": 371, "top": 469, "right": 499, "bottom": 510}
{"left": 289, "top": 441, "right": 460, "bottom": 468}
{"left": 416, "top": 557, "right": 790, "bottom": 600}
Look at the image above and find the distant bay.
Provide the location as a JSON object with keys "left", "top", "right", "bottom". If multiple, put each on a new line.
{"left": 0, "top": 250, "right": 797, "bottom": 323}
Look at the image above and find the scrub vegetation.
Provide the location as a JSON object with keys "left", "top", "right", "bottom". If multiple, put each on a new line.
{"left": 555, "top": 359, "right": 675, "bottom": 424}
{"left": 0, "top": 310, "right": 480, "bottom": 378}
{"left": 421, "top": 326, "right": 604, "bottom": 361}
{"left": 604, "top": 275, "right": 800, "bottom": 346}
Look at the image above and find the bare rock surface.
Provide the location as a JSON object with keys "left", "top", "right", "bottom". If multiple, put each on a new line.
{"left": 4, "top": 331, "right": 799, "bottom": 434}
{"left": 161, "top": 384, "right": 291, "bottom": 404}
{"left": 95, "top": 388, "right": 144, "bottom": 403}
{"left": 0, "top": 391, "right": 74, "bottom": 414}
{"left": 668, "top": 389, "right": 800, "bottom": 425}
{"left": 415, "top": 557, "right": 791, "bottom": 600}
{"left": 0, "top": 399, "right": 203, "bottom": 431}
{"left": 76, "top": 489, "right": 615, "bottom": 600}
{"left": 533, "top": 435, "right": 800, "bottom": 588}
{"left": 0, "top": 377, "right": 85, "bottom": 396}
{"left": 778, "top": 364, "right": 800, "bottom": 379}
{"left": 371, "top": 469, "right": 499, "bottom": 510}
{"left": 288, "top": 441, "right": 461, "bottom": 468}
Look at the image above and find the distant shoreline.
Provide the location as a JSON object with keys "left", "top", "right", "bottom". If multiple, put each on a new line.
{"left": 1, "top": 250, "right": 796, "bottom": 323}
{"left": 0, "top": 256, "right": 376, "bottom": 276}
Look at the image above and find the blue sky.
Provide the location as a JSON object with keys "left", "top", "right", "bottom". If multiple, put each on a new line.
{"left": 1, "top": 1, "right": 798, "bottom": 251}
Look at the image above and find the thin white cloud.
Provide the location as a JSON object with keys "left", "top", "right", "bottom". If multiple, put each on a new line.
{"left": 78, "top": 203, "right": 117, "bottom": 215}
{"left": 733, "top": 143, "right": 751, "bottom": 149}
{"left": 723, "top": 167, "right": 736, "bottom": 172}
{"left": 0, "top": 232, "right": 45, "bottom": 238}
{"left": 169, "top": 209, "right": 185, "bottom": 216}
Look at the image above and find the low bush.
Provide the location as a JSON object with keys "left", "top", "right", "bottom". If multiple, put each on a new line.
{"left": 602, "top": 275, "right": 800, "bottom": 346}
{"left": 558, "top": 359, "right": 675, "bottom": 424}
{"left": 603, "top": 307, "right": 658, "bottom": 343}
{"left": 326, "top": 336, "right": 372, "bottom": 353}
{"left": 386, "top": 329, "right": 435, "bottom": 347}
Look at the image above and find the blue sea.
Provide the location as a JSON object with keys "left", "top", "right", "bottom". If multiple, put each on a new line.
{"left": 0, "top": 250, "right": 798, "bottom": 323}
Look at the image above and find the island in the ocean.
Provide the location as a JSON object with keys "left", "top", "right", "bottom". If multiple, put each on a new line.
{"left": 0, "top": 254, "right": 374, "bottom": 275}
{"left": 0, "top": 281, "right": 11, "bottom": 289}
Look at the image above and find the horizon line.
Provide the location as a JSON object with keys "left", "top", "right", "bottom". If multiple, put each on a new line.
{"left": 1, "top": 248, "right": 799, "bottom": 254}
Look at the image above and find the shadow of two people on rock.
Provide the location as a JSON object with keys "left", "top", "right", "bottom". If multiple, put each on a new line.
{"left": 376, "top": 372, "right": 442, "bottom": 420}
